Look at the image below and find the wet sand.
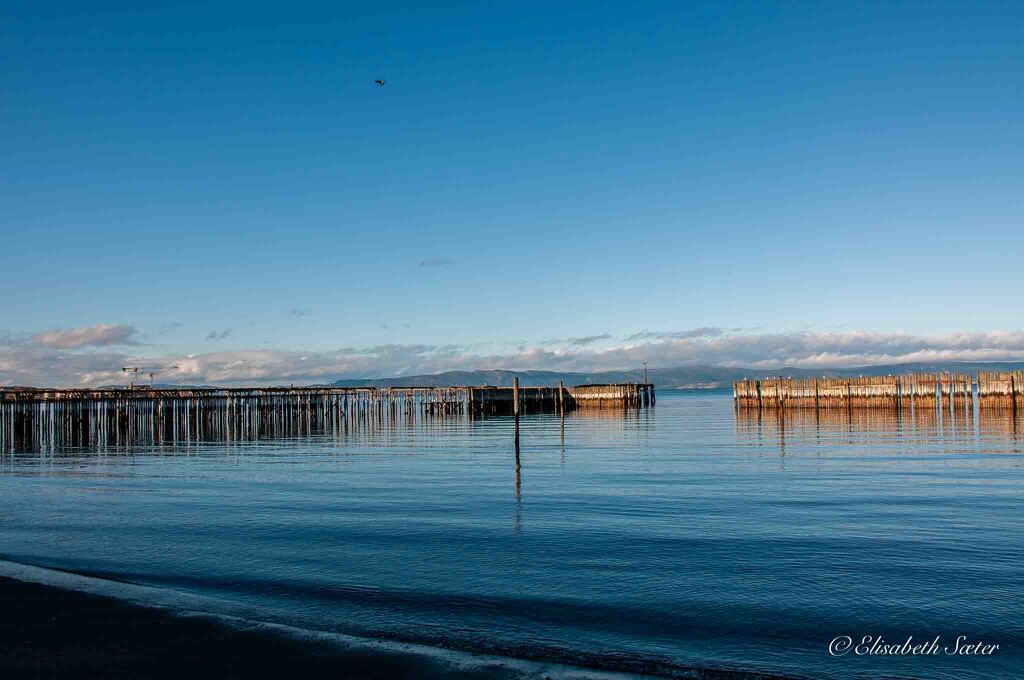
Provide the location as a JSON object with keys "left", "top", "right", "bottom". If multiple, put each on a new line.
{"left": 0, "top": 568, "right": 674, "bottom": 680}
{"left": 0, "top": 575, "right": 528, "bottom": 679}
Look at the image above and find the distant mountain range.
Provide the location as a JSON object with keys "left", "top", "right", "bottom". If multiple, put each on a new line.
{"left": 330, "top": 362, "right": 1024, "bottom": 390}
{"left": 87, "top": 362, "right": 1024, "bottom": 390}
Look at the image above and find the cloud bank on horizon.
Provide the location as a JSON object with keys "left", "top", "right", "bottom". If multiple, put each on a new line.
{"left": 4, "top": 324, "right": 1024, "bottom": 387}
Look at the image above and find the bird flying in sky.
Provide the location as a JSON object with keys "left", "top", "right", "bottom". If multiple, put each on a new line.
{"left": 375, "top": 79, "right": 385, "bottom": 87}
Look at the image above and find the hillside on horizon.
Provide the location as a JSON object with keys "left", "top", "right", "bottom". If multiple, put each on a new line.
{"left": 329, "top": 361, "right": 1024, "bottom": 390}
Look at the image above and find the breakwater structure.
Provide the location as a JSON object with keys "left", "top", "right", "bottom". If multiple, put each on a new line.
{"left": 733, "top": 371, "right": 1024, "bottom": 411}
{"left": 0, "top": 381, "right": 655, "bottom": 451}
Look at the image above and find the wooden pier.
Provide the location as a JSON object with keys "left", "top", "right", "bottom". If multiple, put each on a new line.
{"left": 0, "top": 382, "right": 654, "bottom": 451}
{"left": 733, "top": 371, "right": 1024, "bottom": 411}
{"left": 469, "top": 383, "right": 654, "bottom": 415}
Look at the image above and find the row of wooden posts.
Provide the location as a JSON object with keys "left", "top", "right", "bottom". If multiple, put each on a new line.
{"left": 0, "top": 381, "right": 655, "bottom": 452}
{"left": 734, "top": 371, "right": 1024, "bottom": 410}
{"left": 475, "top": 379, "right": 656, "bottom": 416}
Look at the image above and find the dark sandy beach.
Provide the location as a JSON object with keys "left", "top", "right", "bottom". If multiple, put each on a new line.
{"left": 0, "top": 576, "right": 520, "bottom": 679}
{"left": 0, "top": 573, "right": 801, "bottom": 680}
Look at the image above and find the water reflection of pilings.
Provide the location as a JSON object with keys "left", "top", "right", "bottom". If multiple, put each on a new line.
{"left": 736, "top": 405, "right": 1021, "bottom": 445}
{"left": 514, "top": 413, "right": 522, "bottom": 532}
{"left": 736, "top": 407, "right": 902, "bottom": 438}
{"left": 560, "top": 410, "right": 565, "bottom": 460}
{"left": 978, "top": 408, "right": 1023, "bottom": 439}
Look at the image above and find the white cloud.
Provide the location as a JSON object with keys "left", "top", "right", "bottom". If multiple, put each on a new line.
{"left": 625, "top": 327, "right": 725, "bottom": 341}
{"left": 32, "top": 324, "right": 138, "bottom": 349}
{"left": 4, "top": 327, "right": 1024, "bottom": 387}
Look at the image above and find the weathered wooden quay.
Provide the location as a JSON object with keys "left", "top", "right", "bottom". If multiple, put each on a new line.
{"left": 472, "top": 382, "right": 655, "bottom": 415}
{"left": 0, "top": 381, "right": 654, "bottom": 451}
{"left": 733, "top": 371, "right": 1024, "bottom": 411}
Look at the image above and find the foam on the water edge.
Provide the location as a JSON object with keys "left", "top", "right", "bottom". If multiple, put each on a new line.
{"left": 0, "top": 558, "right": 665, "bottom": 680}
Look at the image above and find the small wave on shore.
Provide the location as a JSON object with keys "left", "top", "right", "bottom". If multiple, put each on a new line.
{"left": 0, "top": 558, "right": 802, "bottom": 680}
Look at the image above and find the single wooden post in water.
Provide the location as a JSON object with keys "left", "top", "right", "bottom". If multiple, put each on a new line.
{"left": 558, "top": 380, "right": 565, "bottom": 416}
{"left": 513, "top": 376, "right": 520, "bottom": 417}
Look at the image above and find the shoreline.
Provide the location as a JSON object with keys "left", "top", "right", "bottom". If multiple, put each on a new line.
{"left": 0, "top": 559, "right": 706, "bottom": 680}
{"left": 1, "top": 575, "right": 502, "bottom": 679}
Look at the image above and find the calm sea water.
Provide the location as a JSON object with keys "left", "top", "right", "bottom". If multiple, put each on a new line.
{"left": 2, "top": 391, "right": 1022, "bottom": 679}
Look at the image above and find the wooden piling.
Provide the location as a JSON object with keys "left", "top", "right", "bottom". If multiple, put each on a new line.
{"left": 513, "top": 376, "right": 520, "bottom": 416}
{"left": 978, "top": 371, "right": 1021, "bottom": 409}
{"left": 0, "top": 381, "right": 654, "bottom": 451}
{"left": 732, "top": 371, "right": 996, "bottom": 412}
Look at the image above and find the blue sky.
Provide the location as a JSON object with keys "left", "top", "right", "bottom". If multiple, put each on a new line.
{"left": 2, "top": 1, "right": 1023, "bottom": 384}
